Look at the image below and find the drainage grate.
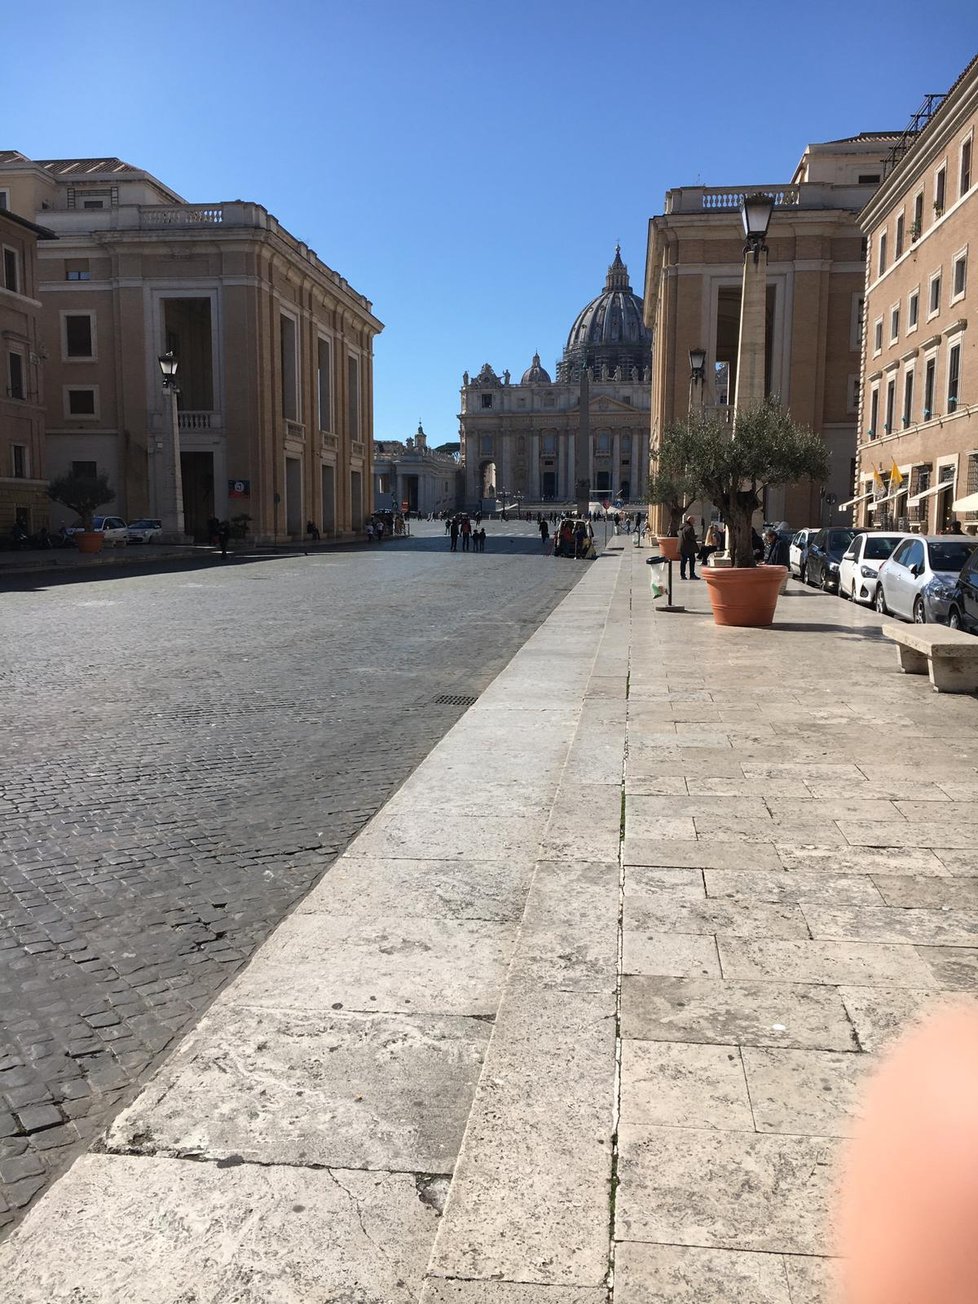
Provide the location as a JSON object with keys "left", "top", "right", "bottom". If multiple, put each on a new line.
{"left": 433, "top": 693, "right": 478, "bottom": 706}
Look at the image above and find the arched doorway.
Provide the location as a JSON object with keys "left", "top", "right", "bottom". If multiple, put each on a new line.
{"left": 479, "top": 459, "right": 496, "bottom": 504}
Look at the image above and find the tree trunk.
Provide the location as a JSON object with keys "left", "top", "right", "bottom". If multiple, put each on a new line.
{"left": 727, "top": 510, "right": 757, "bottom": 568}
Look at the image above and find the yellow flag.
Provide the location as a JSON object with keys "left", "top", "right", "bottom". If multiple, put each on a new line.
{"left": 873, "top": 465, "right": 885, "bottom": 494}
{"left": 890, "top": 460, "right": 904, "bottom": 488}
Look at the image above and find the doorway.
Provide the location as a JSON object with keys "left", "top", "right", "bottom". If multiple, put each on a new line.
{"left": 180, "top": 451, "right": 214, "bottom": 541}
{"left": 322, "top": 464, "right": 335, "bottom": 535}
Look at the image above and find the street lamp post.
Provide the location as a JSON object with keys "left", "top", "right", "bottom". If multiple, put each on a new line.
{"left": 158, "top": 351, "right": 187, "bottom": 542}
{"left": 688, "top": 346, "right": 707, "bottom": 414}
{"left": 733, "top": 193, "right": 774, "bottom": 416}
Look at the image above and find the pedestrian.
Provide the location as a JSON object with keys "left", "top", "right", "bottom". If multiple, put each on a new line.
{"left": 306, "top": 520, "right": 320, "bottom": 542}
{"left": 947, "top": 518, "right": 964, "bottom": 535}
{"left": 445, "top": 516, "right": 452, "bottom": 534}
{"left": 751, "top": 526, "right": 765, "bottom": 560}
{"left": 366, "top": 520, "right": 375, "bottom": 543}
{"left": 679, "top": 515, "right": 699, "bottom": 579}
{"left": 699, "top": 521, "right": 721, "bottom": 568}
{"left": 207, "top": 515, "right": 221, "bottom": 547}
{"left": 449, "top": 517, "right": 460, "bottom": 551}
{"left": 763, "top": 528, "right": 790, "bottom": 567}
{"left": 461, "top": 516, "right": 472, "bottom": 552}
{"left": 539, "top": 518, "right": 549, "bottom": 548}
{"left": 218, "top": 519, "right": 231, "bottom": 559}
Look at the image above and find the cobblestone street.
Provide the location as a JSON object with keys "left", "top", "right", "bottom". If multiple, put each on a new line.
{"left": 0, "top": 521, "right": 587, "bottom": 1231}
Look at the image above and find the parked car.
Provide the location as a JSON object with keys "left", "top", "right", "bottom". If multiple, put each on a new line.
{"left": 65, "top": 515, "right": 129, "bottom": 546}
{"left": 788, "top": 528, "right": 818, "bottom": 580}
{"left": 947, "top": 546, "right": 978, "bottom": 632}
{"left": 127, "top": 518, "right": 163, "bottom": 543}
{"left": 874, "top": 535, "right": 978, "bottom": 623}
{"left": 805, "top": 527, "right": 864, "bottom": 592}
{"left": 838, "top": 532, "right": 905, "bottom": 605}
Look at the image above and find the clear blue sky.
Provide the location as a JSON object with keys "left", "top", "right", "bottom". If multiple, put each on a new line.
{"left": 4, "top": 2, "right": 977, "bottom": 444}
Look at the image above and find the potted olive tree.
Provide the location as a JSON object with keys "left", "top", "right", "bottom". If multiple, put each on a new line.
{"left": 47, "top": 472, "right": 116, "bottom": 554}
{"left": 646, "top": 459, "right": 700, "bottom": 562}
{"left": 655, "top": 400, "right": 829, "bottom": 626}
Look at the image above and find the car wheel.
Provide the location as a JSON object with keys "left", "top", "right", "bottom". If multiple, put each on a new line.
{"left": 875, "top": 585, "right": 889, "bottom": 615}
{"left": 949, "top": 606, "right": 963, "bottom": 630}
{"left": 850, "top": 582, "right": 858, "bottom": 603}
{"left": 913, "top": 598, "right": 926, "bottom": 624}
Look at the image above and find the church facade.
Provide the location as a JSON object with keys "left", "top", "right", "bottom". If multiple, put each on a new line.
{"left": 459, "top": 250, "right": 651, "bottom": 507}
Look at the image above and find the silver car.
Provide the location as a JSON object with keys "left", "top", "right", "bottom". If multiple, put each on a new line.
{"left": 875, "top": 535, "right": 977, "bottom": 623}
{"left": 788, "top": 528, "right": 817, "bottom": 580}
{"left": 127, "top": 518, "right": 163, "bottom": 543}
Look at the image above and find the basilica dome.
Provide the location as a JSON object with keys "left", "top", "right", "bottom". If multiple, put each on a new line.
{"left": 520, "top": 352, "right": 552, "bottom": 384}
{"left": 562, "top": 247, "right": 651, "bottom": 374}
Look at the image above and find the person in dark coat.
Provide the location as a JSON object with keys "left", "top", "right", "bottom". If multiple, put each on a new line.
{"left": 679, "top": 516, "right": 699, "bottom": 579}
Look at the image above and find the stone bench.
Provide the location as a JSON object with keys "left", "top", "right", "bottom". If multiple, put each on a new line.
{"left": 883, "top": 624, "right": 978, "bottom": 693}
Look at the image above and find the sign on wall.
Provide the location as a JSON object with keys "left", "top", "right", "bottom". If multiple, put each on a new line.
{"left": 228, "top": 480, "right": 250, "bottom": 498}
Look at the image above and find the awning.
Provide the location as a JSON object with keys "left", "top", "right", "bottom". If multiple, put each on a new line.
{"left": 837, "top": 491, "right": 873, "bottom": 511}
{"left": 908, "top": 480, "right": 956, "bottom": 507}
{"left": 868, "top": 492, "right": 902, "bottom": 507}
{"left": 952, "top": 491, "right": 978, "bottom": 513}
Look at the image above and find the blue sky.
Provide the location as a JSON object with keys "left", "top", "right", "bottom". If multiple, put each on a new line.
{"left": 4, "top": 2, "right": 977, "bottom": 444}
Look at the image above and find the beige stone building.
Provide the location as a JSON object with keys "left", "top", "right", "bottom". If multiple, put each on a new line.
{"left": 644, "top": 135, "right": 898, "bottom": 530}
{"left": 853, "top": 57, "right": 978, "bottom": 534}
{"left": 373, "top": 424, "right": 459, "bottom": 516}
{"left": 459, "top": 251, "right": 652, "bottom": 509}
{"left": 0, "top": 201, "right": 55, "bottom": 533}
{"left": 0, "top": 152, "right": 382, "bottom": 540}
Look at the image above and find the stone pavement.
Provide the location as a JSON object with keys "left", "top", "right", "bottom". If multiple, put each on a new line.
{"left": 1, "top": 538, "right": 977, "bottom": 1301}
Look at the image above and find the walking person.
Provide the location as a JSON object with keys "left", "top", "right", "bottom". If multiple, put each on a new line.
{"left": 539, "top": 518, "right": 550, "bottom": 551}
{"left": 461, "top": 516, "right": 472, "bottom": 552}
{"left": 679, "top": 515, "right": 699, "bottom": 579}
{"left": 218, "top": 519, "right": 231, "bottom": 559}
{"left": 449, "top": 517, "right": 460, "bottom": 552}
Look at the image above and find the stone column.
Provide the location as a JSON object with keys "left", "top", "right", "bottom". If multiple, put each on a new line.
{"left": 576, "top": 371, "right": 590, "bottom": 516}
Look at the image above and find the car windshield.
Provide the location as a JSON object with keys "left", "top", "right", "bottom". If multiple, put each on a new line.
{"left": 864, "top": 535, "right": 902, "bottom": 560}
{"left": 927, "top": 542, "right": 976, "bottom": 573}
{"left": 827, "top": 530, "right": 856, "bottom": 551}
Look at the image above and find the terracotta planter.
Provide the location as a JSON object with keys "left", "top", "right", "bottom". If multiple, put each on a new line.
{"left": 702, "top": 565, "right": 787, "bottom": 627}
{"left": 656, "top": 535, "right": 681, "bottom": 561}
{"left": 75, "top": 531, "right": 104, "bottom": 554}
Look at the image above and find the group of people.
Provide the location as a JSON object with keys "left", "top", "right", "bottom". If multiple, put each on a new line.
{"left": 678, "top": 517, "right": 791, "bottom": 579}
{"left": 447, "top": 515, "right": 487, "bottom": 552}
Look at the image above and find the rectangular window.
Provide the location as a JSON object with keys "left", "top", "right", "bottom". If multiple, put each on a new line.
{"left": 480, "top": 392, "right": 493, "bottom": 409}
{"left": 948, "top": 343, "right": 961, "bottom": 411}
{"left": 936, "top": 165, "right": 947, "bottom": 214}
{"left": 878, "top": 232, "right": 887, "bottom": 276}
{"left": 850, "top": 294, "right": 864, "bottom": 350}
{"left": 0, "top": 189, "right": 9, "bottom": 210}
{"left": 66, "top": 387, "right": 96, "bottom": 416}
{"left": 953, "top": 252, "right": 967, "bottom": 299}
{"left": 542, "top": 433, "right": 557, "bottom": 454}
{"left": 885, "top": 378, "right": 895, "bottom": 433}
{"left": 65, "top": 259, "right": 91, "bottom": 281}
{"left": 279, "top": 314, "right": 298, "bottom": 421}
{"left": 895, "top": 213, "right": 905, "bottom": 259}
{"left": 2, "top": 246, "right": 19, "bottom": 294}
{"left": 12, "top": 444, "right": 26, "bottom": 478}
{"left": 847, "top": 374, "right": 860, "bottom": 414}
{"left": 317, "top": 337, "right": 332, "bottom": 432}
{"left": 63, "top": 312, "right": 94, "bottom": 359}
{"left": 908, "top": 289, "right": 919, "bottom": 329}
{"left": 890, "top": 306, "right": 900, "bottom": 342}
{"left": 869, "top": 386, "right": 879, "bottom": 437}
{"left": 929, "top": 273, "right": 941, "bottom": 316}
{"left": 873, "top": 318, "right": 883, "bottom": 352}
{"left": 963, "top": 138, "right": 973, "bottom": 196}
{"left": 8, "top": 350, "right": 24, "bottom": 400}
{"left": 903, "top": 369, "right": 914, "bottom": 426}
{"left": 71, "top": 460, "right": 97, "bottom": 478}
{"left": 347, "top": 354, "right": 360, "bottom": 438}
{"left": 913, "top": 192, "right": 924, "bottom": 239}
{"left": 924, "top": 357, "right": 936, "bottom": 418}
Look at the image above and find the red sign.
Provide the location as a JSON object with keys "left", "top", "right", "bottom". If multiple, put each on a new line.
{"left": 228, "top": 479, "right": 250, "bottom": 498}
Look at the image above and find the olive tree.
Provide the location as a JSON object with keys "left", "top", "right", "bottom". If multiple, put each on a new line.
{"left": 655, "top": 400, "right": 829, "bottom": 568}
{"left": 47, "top": 472, "right": 115, "bottom": 530}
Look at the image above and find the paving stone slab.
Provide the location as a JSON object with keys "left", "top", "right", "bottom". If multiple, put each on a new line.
{"left": 299, "top": 856, "right": 533, "bottom": 923}
{"left": 624, "top": 892, "right": 809, "bottom": 939}
{"left": 622, "top": 931, "right": 721, "bottom": 979}
{"left": 741, "top": 1046, "right": 867, "bottom": 1137}
{"left": 507, "top": 861, "right": 619, "bottom": 993}
{"left": 0, "top": 1154, "right": 438, "bottom": 1302}
{"left": 914, "top": 944, "right": 978, "bottom": 989}
{"left": 624, "top": 866, "right": 706, "bottom": 900}
{"left": 782, "top": 1253, "right": 842, "bottom": 1303}
{"left": 428, "top": 988, "right": 615, "bottom": 1287}
{"left": 224, "top": 912, "right": 516, "bottom": 1016}
{"left": 619, "top": 1040, "right": 752, "bottom": 1130}
{"left": 613, "top": 1242, "right": 792, "bottom": 1303}
{"left": 705, "top": 868, "right": 882, "bottom": 905}
{"left": 623, "top": 841, "right": 781, "bottom": 871}
{"left": 932, "top": 848, "right": 978, "bottom": 875}
{"left": 802, "top": 904, "right": 978, "bottom": 947}
{"left": 616, "top": 1124, "right": 834, "bottom": 1255}
{"left": 776, "top": 844, "right": 948, "bottom": 876}
{"left": 839, "top": 821, "right": 975, "bottom": 849}
{"left": 621, "top": 976, "right": 857, "bottom": 1050}
{"left": 423, "top": 1283, "right": 606, "bottom": 1303}
{"left": 838, "top": 985, "right": 958, "bottom": 1052}
{"left": 871, "top": 874, "right": 978, "bottom": 908}
{"left": 718, "top": 937, "right": 938, "bottom": 988}
{"left": 106, "top": 1007, "right": 489, "bottom": 1173}
{"left": 346, "top": 812, "right": 549, "bottom": 862}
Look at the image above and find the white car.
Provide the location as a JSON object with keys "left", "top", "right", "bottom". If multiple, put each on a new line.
{"left": 838, "top": 532, "right": 905, "bottom": 605}
{"left": 788, "top": 528, "right": 818, "bottom": 580}
{"left": 127, "top": 518, "right": 163, "bottom": 543}
{"left": 66, "top": 515, "right": 129, "bottom": 545}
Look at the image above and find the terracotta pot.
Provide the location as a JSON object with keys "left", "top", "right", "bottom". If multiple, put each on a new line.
{"left": 656, "top": 535, "right": 681, "bottom": 561}
{"left": 702, "top": 565, "right": 787, "bottom": 627}
{"left": 75, "top": 531, "right": 104, "bottom": 554}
